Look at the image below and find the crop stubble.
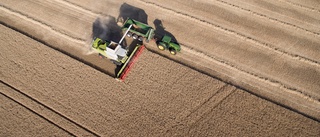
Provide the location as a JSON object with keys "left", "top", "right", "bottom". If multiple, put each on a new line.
{"left": 0, "top": 84, "right": 73, "bottom": 136}
{"left": 1, "top": 0, "right": 320, "bottom": 136}
{"left": 2, "top": 25, "right": 319, "bottom": 136}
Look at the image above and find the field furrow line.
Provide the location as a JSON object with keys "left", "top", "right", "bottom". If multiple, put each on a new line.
{"left": 278, "top": 0, "right": 320, "bottom": 13}
{"left": 0, "top": 92, "right": 75, "bottom": 136}
{"left": 55, "top": 0, "right": 108, "bottom": 17}
{"left": 138, "top": 0, "right": 320, "bottom": 67}
{"left": 216, "top": 0, "right": 320, "bottom": 36}
{"left": 0, "top": 5, "right": 85, "bottom": 44}
{"left": 0, "top": 80, "right": 100, "bottom": 137}
{"left": 186, "top": 85, "right": 237, "bottom": 130}
{"left": 55, "top": 0, "right": 320, "bottom": 102}
{"left": 0, "top": 21, "right": 115, "bottom": 78}
{"left": 186, "top": 84, "right": 230, "bottom": 118}
{"left": 180, "top": 43, "right": 319, "bottom": 103}
{"left": 2, "top": 0, "right": 319, "bottom": 116}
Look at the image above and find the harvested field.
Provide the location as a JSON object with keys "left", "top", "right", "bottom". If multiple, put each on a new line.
{"left": 0, "top": 0, "right": 319, "bottom": 136}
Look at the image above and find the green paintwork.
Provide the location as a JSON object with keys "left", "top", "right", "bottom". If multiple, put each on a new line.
{"left": 92, "top": 38, "right": 109, "bottom": 56}
{"left": 162, "top": 35, "right": 172, "bottom": 43}
{"left": 116, "top": 45, "right": 141, "bottom": 78}
{"left": 122, "top": 18, "right": 155, "bottom": 41}
{"left": 91, "top": 38, "right": 128, "bottom": 63}
{"left": 159, "top": 35, "right": 181, "bottom": 52}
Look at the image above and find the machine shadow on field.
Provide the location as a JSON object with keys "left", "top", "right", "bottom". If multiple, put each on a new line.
{"left": 153, "top": 19, "right": 179, "bottom": 43}
{"left": 92, "top": 16, "right": 124, "bottom": 44}
{"left": 117, "top": 3, "right": 148, "bottom": 24}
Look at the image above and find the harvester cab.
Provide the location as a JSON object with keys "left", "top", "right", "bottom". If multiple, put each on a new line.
{"left": 105, "top": 42, "right": 127, "bottom": 63}
{"left": 92, "top": 25, "right": 134, "bottom": 65}
{"left": 91, "top": 24, "right": 146, "bottom": 81}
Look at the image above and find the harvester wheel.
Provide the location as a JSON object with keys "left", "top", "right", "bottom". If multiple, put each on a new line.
{"left": 132, "top": 34, "right": 138, "bottom": 40}
{"left": 112, "top": 60, "right": 122, "bottom": 66}
{"left": 98, "top": 53, "right": 105, "bottom": 58}
{"left": 157, "top": 44, "right": 165, "bottom": 51}
{"left": 127, "top": 32, "right": 132, "bottom": 37}
{"left": 169, "top": 48, "right": 177, "bottom": 55}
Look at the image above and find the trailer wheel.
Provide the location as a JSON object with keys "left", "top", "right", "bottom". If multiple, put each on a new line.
{"left": 127, "top": 32, "right": 132, "bottom": 38}
{"left": 157, "top": 44, "right": 165, "bottom": 51}
{"left": 138, "top": 36, "right": 144, "bottom": 41}
{"left": 169, "top": 48, "right": 177, "bottom": 55}
{"left": 132, "top": 34, "right": 138, "bottom": 40}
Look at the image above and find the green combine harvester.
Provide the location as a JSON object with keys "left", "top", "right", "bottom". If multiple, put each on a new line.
{"left": 92, "top": 24, "right": 145, "bottom": 81}
{"left": 91, "top": 18, "right": 181, "bottom": 81}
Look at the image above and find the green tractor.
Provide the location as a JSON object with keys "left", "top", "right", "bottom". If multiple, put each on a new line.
{"left": 156, "top": 35, "right": 181, "bottom": 55}
{"left": 121, "top": 18, "right": 181, "bottom": 55}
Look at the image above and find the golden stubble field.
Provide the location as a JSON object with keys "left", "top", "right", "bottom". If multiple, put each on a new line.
{"left": 1, "top": 0, "right": 320, "bottom": 136}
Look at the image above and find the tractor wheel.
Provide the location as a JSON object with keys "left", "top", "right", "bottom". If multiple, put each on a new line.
{"left": 157, "top": 44, "right": 165, "bottom": 51}
{"left": 132, "top": 34, "right": 138, "bottom": 40}
{"left": 169, "top": 48, "right": 177, "bottom": 55}
{"left": 127, "top": 32, "right": 132, "bottom": 38}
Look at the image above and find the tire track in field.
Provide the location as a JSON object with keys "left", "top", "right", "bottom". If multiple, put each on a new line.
{"left": 186, "top": 84, "right": 235, "bottom": 118}
{"left": 48, "top": 0, "right": 318, "bottom": 101}
{"left": 278, "top": 0, "right": 320, "bottom": 13}
{"left": 216, "top": 0, "right": 320, "bottom": 36}
{"left": 2, "top": 0, "right": 319, "bottom": 121}
{"left": 179, "top": 43, "right": 319, "bottom": 103}
{"left": 138, "top": 0, "right": 320, "bottom": 67}
{"left": 136, "top": 0, "right": 320, "bottom": 102}
{"left": 0, "top": 80, "right": 100, "bottom": 137}
{"left": 0, "top": 5, "right": 85, "bottom": 44}
{"left": 55, "top": 0, "right": 108, "bottom": 17}
{"left": 0, "top": 21, "right": 115, "bottom": 77}
{"left": 0, "top": 92, "right": 75, "bottom": 136}
{"left": 186, "top": 85, "right": 237, "bottom": 132}
{"left": 2, "top": 0, "right": 318, "bottom": 106}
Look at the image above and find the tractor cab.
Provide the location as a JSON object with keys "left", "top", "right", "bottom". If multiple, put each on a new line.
{"left": 161, "top": 35, "right": 172, "bottom": 43}
{"left": 156, "top": 35, "right": 181, "bottom": 55}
